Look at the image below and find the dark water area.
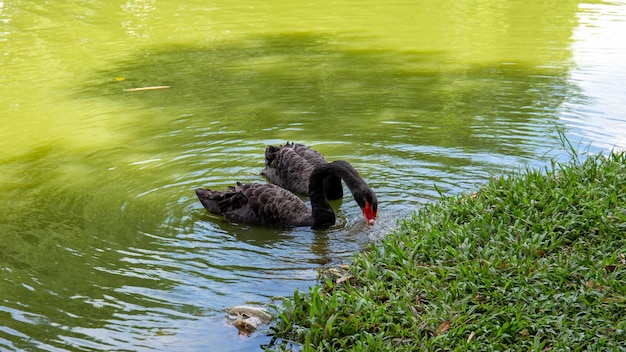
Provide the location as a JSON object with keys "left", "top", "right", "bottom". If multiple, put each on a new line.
{"left": 1, "top": 0, "right": 625, "bottom": 350}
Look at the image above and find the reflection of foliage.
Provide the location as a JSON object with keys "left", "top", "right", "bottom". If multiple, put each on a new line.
{"left": 86, "top": 32, "right": 578, "bottom": 153}
{"left": 0, "top": 144, "right": 189, "bottom": 350}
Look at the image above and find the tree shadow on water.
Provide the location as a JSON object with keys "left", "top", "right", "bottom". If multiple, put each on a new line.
{"left": 89, "top": 32, "right": 439, "bottom": 123}
{"left": 84, "top": 31, "right": 576, "bottom": 156}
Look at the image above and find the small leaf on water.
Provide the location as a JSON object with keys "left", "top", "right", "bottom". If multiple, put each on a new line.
{"left": 123, "top": 85, "right": 171, "bottom": 92}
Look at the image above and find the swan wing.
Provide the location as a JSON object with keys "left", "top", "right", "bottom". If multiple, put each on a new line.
{"left": 196, "top": 183, "right": 312, "bottom": 227}
{"left": 262, "top": 146, "right": 314, "bottom": 196}
{"left": 262, "top": 143, "right": 343, "bottom": 199}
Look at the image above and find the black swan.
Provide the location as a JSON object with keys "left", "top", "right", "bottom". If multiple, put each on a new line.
{"left": 261, "top": 142, "right": 344, "bottom": 200}
{"left": 196, "top": 160, "right": 377, "bottom": 228}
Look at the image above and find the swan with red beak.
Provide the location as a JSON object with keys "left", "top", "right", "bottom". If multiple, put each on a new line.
{"left": 196, "top": 160, "right": 377, "bottom": 228}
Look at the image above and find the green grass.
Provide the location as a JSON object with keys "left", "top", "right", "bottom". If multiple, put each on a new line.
{"left": 265, "top": 150, "right": 626, "bottom": 351}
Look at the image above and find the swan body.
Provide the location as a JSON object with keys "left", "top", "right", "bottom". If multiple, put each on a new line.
{"left": 196, "top": 160, "right": 377, "bottom": 228}
{"left": 195, "top": 183, "right": 317, "bottom": 227}
{"left": 261, "top": 142, "right": 343, "bottom": 200}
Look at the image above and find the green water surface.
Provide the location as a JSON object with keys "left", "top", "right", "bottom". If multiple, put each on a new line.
{"left": 1, "top": 0, "right": 625, "bottom": 350}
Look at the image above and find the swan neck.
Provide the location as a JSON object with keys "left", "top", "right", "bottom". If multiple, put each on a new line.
{"left": 308, "top": 161, "right": 366, "bottom": 228}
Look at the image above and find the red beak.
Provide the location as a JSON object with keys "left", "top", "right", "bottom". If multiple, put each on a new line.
{"left": 362, "top": 201, "right": 377, "bottom": 226}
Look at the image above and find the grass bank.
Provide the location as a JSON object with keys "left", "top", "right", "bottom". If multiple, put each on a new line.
{"left": 266, "top": 151, "right": 626, "bottom": 351}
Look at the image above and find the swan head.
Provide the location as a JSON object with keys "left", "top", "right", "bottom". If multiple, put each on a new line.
{"left": 355, "top": 189, "right": 378, "bottom": 226}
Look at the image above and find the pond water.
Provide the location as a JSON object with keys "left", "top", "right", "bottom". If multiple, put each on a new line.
{"left": 1, "top": 0, "right": 625, "bottom": 350}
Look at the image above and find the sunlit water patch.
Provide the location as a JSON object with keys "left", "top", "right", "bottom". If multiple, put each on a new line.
{"left": 561, "top": 1, "right": 626, "bottom": 152}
